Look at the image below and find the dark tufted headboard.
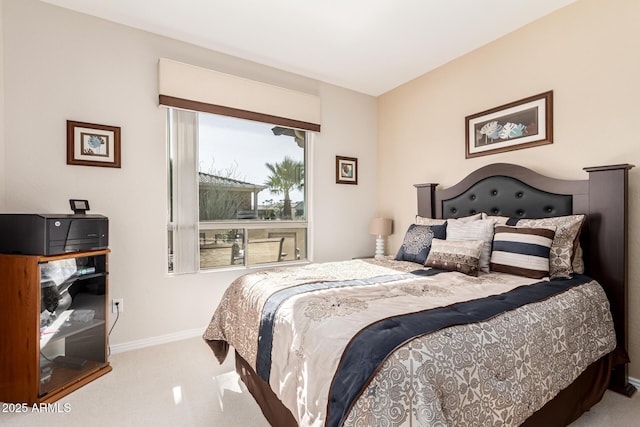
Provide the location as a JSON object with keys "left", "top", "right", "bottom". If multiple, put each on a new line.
{"left": 415, "top": 163, "right": 591, "bottom": 220}
{"left": 440, "top": 176, "right": 573, "bottom": 219}
{"left": 414, "top": 162, "right": 634, "bottom": 395}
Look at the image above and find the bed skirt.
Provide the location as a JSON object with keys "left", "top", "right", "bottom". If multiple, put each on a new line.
{"left": 235, "top": 348, "right": 624, "bottom": 427}
{"left": 236, "top": 351, "right": 297, "bottom": 426}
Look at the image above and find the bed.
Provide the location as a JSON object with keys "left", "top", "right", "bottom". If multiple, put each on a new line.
{"left": 204, "top": 163, "right": 635, "bottom": 426}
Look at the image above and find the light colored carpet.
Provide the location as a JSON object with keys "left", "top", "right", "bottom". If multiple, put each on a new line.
{"left": 1, "top": 336, "right": 637, "bottom": 426}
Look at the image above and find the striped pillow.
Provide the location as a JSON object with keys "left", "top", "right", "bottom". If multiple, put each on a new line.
{"left": 490, "top": 225, "right": 556, "bottom": 279}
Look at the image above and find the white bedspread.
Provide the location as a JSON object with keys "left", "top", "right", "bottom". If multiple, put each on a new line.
{"left": 204, "top": 259, "right": 616, "bottom": 426}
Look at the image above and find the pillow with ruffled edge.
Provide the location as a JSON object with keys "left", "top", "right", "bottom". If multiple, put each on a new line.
{"left": 490, "top": 225, "right": 556, "bottom": 279}
{"left": 395, "top": 224, "right": 447, "bottom": 265}
{"left": 446, "top": 218, "right": 497, "bottom": 273}
{"left": 425, "top": 239, "right": 483, "bottom": 276}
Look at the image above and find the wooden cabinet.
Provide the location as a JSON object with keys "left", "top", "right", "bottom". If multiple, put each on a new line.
{"left": 0, "top": 250, "right": 112, "bottom": 404}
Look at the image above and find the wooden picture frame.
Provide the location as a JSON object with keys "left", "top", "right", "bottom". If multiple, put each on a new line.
{"left": 336, "top": 156, "right": 358, "bottom": 185}
{"left": 67, "top": 120, "right": 121, "bottom": 168}
{"left": 465, "top": 91, "right": 553, "bottom": 158}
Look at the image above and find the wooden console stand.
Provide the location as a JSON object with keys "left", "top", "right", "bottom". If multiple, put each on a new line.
{"left": 0, "top": 249, "right": 112, "bottom": 404}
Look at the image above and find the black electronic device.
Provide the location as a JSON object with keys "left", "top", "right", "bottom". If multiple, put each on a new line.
{"left": 54, "top": 355, "right": 87, "bottom": 370}
{"left": 0, "top": 214, "right": 108, "bottom": 255}
{"left": 69, "top": 199, "right": 90, "bottom": 215}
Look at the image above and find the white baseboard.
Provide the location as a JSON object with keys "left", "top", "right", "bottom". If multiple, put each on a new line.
{"left": 628, "top": 376, "right": 640, "bottom": 390}
{"left": 109, "top": 328, "right": 204, "bottom": 354}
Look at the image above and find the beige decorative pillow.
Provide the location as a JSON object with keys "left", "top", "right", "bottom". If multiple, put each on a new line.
{"left": 425, "top": 239, "right": 484, "bottom": 277}
{"left": 573, "top": 244, "right": 585, "bottom": 274}
{"left": 516, "top": 214, "right": 585, "bottom": 279}
{"left": 415, "top": 213, "right": 482, "bottom": 226}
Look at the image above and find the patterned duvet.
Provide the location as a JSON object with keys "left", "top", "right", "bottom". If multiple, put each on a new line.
{"left": 203, "top": 258, "right": 616, "bottom": 426}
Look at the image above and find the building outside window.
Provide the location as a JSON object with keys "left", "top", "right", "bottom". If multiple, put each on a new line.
{"left": 167, "top": 109, "right": 308, "bottom": 273}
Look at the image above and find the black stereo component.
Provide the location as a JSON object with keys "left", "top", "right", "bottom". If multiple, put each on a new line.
{"left": 0, "top": 214, "right": 108, "bottom": 255}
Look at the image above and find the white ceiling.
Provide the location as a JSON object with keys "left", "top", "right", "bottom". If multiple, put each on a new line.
{"left": 40, "top": 0, "right": 575, "bottom": 96}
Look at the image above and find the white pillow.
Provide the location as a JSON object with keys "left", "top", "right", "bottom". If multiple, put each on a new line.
{"left": 415, "top": 212, "right": 482, "bottom": 226}
{"left": 480, "top": 213, "right": 511, "bottom": 225}
{"left": 446, "top": 218, "right": 497, "bottom": 272}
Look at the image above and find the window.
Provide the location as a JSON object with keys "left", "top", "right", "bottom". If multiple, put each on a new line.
{"left": 167, "top": 109, "right": 309, "bottom": 273}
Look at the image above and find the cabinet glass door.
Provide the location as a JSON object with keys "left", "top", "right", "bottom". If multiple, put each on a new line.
{"left": 39, "top": 254, "right": 107, "bottom": 396}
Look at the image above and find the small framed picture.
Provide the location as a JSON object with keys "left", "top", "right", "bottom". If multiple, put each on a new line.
{"left": 67, "top": 120, "right": 121, "bottom": 168}
{"left": 336, "top": 156, "right": 358, "bottom": 185}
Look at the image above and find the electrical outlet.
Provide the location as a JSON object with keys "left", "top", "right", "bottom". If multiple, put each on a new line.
{"left": 111, "top": 298, "right": 124, "bottom": 314}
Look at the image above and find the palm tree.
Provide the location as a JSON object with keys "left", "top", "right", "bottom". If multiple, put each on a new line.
{"left": 264, "top": 157, "right": 304, "bottom": 219}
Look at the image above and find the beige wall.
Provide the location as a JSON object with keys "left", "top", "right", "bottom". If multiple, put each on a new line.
{"left": 378, "top": 0, "right": 640, "bottom": 377}
{"left": 1, "top": 0, "right": 377, "bottom": 347}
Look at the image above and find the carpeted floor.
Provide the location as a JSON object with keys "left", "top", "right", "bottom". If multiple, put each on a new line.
{"left": 1, "top": 336, "right": 637, "bottom": 426}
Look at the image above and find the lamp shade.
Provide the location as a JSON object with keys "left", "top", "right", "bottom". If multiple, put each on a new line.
{"left": 369, "top": 217, "right": 393, "bottom": 236}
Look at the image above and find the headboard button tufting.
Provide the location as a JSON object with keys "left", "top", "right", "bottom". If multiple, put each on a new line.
{"left": 439, "top": 174, "right": 573, "bottom": 220}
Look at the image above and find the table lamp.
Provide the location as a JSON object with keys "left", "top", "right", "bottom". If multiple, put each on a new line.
{"left": 369, "top": 217, "right": 393, "bottom": 259}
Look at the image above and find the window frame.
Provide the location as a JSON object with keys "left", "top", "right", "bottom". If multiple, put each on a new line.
{"left": 166, "top": 108, "right": 313, "bottom": 273}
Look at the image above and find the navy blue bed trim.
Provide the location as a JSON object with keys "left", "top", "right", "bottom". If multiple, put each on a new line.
{"left": 326, "top": 274, "right": 591, "bottom": 427}
{"left": 256, "top": 269, "right": 443, "bottom": 383}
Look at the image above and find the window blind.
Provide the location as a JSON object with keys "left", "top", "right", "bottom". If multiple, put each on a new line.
{"left": 169, "top": 109, "right": 200, "bottom": 274}
{"left": 158, "top": 58, "right": 321, "bottom": 132}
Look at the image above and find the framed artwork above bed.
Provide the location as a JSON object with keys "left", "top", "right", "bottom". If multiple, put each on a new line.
{"left": 465, "top": 91, "right": 553, "bottom": 158}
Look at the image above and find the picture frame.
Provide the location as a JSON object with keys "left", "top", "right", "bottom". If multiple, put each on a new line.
{"left": 465, "top": 91, "right": 553, "bottom": 159}
{"left": 336, "top": 156, "right": 358, "bottom": 185}
{"left": 67, "top": 120, "right": 121, "bottom": 168}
